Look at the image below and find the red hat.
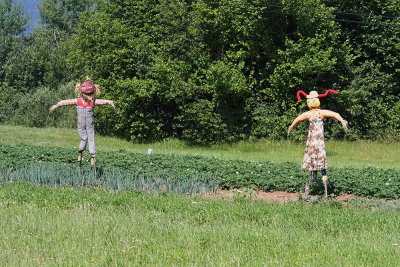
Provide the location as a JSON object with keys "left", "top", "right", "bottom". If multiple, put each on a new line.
{"left": 79, "top": 79, "right": 95, "bottom": 94}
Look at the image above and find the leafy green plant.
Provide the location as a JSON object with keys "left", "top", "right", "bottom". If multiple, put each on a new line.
{"left": 1, "top": 144, "right": 399, "bottom": 199}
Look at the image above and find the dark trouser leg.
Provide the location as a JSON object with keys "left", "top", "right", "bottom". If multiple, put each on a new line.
{"left": 312, "top": 170, "right": 318, "bottom": 182}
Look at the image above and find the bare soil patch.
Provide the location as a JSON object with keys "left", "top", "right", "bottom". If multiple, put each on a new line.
{"left": 205, "top": 189, "right": 300, "bottom": 203}
{"left": 202, "top": 190, "right": 398, "bottom": 204}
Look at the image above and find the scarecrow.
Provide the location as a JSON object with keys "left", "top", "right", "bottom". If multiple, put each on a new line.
{"left": 288, "top": 89, "right": 348, "bottom": 198}
{"left": 50, "top": 77, "right": 115, "bottom": 167}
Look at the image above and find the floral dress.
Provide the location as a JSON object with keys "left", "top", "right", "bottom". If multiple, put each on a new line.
{"left": 301, "top": 113, "right": 327, "bottom": 170}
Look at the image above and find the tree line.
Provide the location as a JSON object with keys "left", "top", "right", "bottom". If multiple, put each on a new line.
{"left": 0, "top": 0, "right": 399, "bottom": 144}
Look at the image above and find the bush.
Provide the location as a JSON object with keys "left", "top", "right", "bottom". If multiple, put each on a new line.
{"left": 177, "top": 99, "right": 229, "bottom": 145}
{"left": 0, "top": 84, "right": 22, "bottom": 123}
{"left": 7, "top": 82, "right": 76, "bottom": 128}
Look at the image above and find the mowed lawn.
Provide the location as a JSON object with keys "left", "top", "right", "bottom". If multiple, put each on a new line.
{"left": 0, "top": 125, "right": 399, "bottom": 169}
{"left": 0, "top": 183, "right": 399, "bottom": 266}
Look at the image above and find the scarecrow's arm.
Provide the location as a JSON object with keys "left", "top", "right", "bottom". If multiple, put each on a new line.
{"left": 288, "top": 112, "right": 309, "bottom": 133}
{"left": 95, "top": 99, "right": 115, "bottom": 108}
{"left": 322, "top": 110, "right": 348, "bottom": 131}
{"left": 49, "top": 99, "right": 77, "bottom": 112}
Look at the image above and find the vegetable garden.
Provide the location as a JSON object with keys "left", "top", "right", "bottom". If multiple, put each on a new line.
{"left": 1, "top": 143, "right": 399, "bottom": 199}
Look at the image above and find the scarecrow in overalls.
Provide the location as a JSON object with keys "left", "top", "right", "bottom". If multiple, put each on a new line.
{"left": 50, "top": 77, "right": 115, "bottom": 166}
{"left": 288, "top": 89, "right": 348, "bottom": 198}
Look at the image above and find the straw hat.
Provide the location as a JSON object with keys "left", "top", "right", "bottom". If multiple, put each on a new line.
{"left": 306, "top": 91, "right": 319, "bottom": 99}
{"left": 296, "top": 89, "right": 339, "bottom": 102}
{"left": 79, "top": 78, "right": 95, "bottom": 94}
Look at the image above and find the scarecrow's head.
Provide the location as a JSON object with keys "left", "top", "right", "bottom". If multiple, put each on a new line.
{"left": 296, "top": 89, "right": 339, "bottom": 110}
{"left": 75, "top": 77, "right": 101, "bottom": 101}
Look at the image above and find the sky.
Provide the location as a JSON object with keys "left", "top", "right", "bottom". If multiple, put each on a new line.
{"left": 20, "top": 0, "right": 42, "bottom": 32}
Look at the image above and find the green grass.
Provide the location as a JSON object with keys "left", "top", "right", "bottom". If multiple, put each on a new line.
{"left": 1, "top": 126, "right": 399, "bottom": 265}
{"left": 0, "top": 183, "right": 399, "bottom": 266}
{"left": 1, "top": 125, "right": 399, "bottom": 169}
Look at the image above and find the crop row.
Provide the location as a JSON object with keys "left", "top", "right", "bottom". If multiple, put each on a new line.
{"left": 0, "top": 144, "right": 399, "bottom": 199}
{"left": 0, "top": 164, "right": 216, "bottom": 195}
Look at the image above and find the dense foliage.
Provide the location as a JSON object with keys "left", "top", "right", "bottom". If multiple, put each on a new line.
{"left": 1, "top": 144, "right": 399, "bottom": 199}
{"left": 0, "top": 0, "right": 399, "bottom": 144}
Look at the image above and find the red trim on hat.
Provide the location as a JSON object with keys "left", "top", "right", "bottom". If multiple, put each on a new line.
{"left": 319, "top": 89, "right": 339, "bottom": 98}
{"left": 296, "top": 90, "right": 308, "bottom": 102}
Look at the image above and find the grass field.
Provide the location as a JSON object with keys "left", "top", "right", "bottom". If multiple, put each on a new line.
{"left": 1, "top": 125, "right": 400, "bottom": 265}
{"left": 1, "top": 183, "right": 399, "bottom": 266}
{"left": 1, "top": 125, "right": 399, "bottom": 169}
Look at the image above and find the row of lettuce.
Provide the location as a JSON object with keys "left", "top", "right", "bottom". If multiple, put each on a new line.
{"left": 0, "top": 144, "right": 399, "bottom": 199}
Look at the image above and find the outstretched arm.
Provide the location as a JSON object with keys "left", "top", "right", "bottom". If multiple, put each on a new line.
{"left": 49, "top": 99, "right": 77, "bottom": 112}
{"left": 288, "top": 111, "right": 309, "bottom": 133}
{"left": 321, "top": 110, "right": 348, "bottom": 131}
{"left": 95, "top": 99, "right": 115, "bottom": 108}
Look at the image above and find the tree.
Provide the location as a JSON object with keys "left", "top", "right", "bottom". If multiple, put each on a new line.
{"left": 39, "top": 0, "right": 94, "bottom": 33}
{"left": 0, "top": 0, "right": 28, "bottom": 80}
{"left": 322, "top": 0, "right": 400, "bottom": 139}
{"left": 67, "top": 0, "right": 286, "bottom": 142}
{"left": 3, "top": 28, "right": 71, "bottom": 90}
{"left": 66, "top": 0, "right": 399, "bottom": 143}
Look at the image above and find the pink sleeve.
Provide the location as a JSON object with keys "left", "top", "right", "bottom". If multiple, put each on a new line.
{"left": 95, "top": 99, "right": 114, "bottom": 106}
{"left": 57, "top": 99, "right": 77, "bottom": 107}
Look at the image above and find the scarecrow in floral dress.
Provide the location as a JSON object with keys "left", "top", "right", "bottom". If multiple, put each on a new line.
{"left": 49, "top": 77, "right": 115, "bottom": 167}
{"left": 288, "top": 89, "right": 348, "bottom": 198}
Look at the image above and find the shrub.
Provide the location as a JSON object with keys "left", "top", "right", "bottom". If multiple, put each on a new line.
{"left": 7, "top": 82, "right": 76, "bottom": 128}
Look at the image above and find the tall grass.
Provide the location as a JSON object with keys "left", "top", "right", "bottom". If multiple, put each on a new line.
{"left": 0, "top": 183, "right": 399, "bottom": 265}
{"left": 1, "top": 125, "right": 399, "bottom": 169}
